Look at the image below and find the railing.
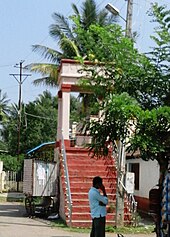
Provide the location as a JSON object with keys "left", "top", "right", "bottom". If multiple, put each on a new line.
{"left": 119, "top": 179, "right": 138, "bottom": 225}
{"left": 127, "top": 193, "right": 138, "bottom": 226}
{"left": 61, "top": 134, "right": 72, "bottom": 226}
{"left": 114, "top": 141, "right": 137, "bottom": 226}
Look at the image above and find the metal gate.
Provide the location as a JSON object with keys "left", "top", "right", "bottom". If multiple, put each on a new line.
{"left": 4, "top": 171, "right": 23, "bottom": 192}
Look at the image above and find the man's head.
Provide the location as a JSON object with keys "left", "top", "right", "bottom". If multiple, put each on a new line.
{"left": 93, "top": 176, "right": 102, "bottom": 189}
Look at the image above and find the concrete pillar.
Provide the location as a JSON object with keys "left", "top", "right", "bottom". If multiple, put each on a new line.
{"left": 57, "top": 90, "right": 62, "bottom": 144}
{"left": 56, "top": 85, "right": 71, "bottom": 147}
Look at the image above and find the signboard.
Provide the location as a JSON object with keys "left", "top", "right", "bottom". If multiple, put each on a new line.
{"left": 125, "top": 172, "right": 135, "bottom": 194}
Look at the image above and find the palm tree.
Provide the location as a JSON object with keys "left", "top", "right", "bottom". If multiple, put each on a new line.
{"left": 0, "top": 91, "right": 10, "bottom": 120}
{"left": 0, "top": 91, "right": 10, "bottom": 151}
{"left": 29, "top": 0, "right": 115, "bottom": 87}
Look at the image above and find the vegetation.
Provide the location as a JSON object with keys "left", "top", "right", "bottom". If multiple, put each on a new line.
{"left": 28, "top": 0, "right": 116, "bottom": 87}
{"left": 0, "top": 90, "right": 81, "bottom": 171}
{"left": 0, "top": 91, "right": 10, "bottom": 124}
{"left": 50, "top": 217, "right": 154, "bottom": 234}
{"left": 2, "top": 91, "right": 58, "bottom": 156}
{"left": 0, "top": 154, "right": 24, "bottom": 172}
{"left": 75, "top": 3, "right": 170, "bottom": 175}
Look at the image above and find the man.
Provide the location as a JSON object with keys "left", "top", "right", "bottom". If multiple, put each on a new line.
{"left": 88, "top": 176, "right": 108, "bottom": 237}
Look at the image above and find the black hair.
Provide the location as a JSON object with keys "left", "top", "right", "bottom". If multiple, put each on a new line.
{"left": 93, "top": 176, "right": 102, "bottom": 187}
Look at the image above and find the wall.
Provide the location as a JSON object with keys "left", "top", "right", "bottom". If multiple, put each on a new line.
{"left": 126, "top": 158, "right": 160, "bottom": 212}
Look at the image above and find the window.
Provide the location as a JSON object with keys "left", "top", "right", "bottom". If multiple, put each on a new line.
{"left": 129, "top": 163, "right": 139, "bottom": 190}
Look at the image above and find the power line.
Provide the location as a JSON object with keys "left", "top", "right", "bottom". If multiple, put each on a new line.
{"left": 25, "top": 112, "right": 55, "bottom": 120}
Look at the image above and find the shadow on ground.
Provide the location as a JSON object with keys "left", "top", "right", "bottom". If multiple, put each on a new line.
{"left": 0, "top": 203, "right": 26, "bottom": 217}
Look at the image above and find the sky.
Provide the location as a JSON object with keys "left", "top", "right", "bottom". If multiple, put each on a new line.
{"left": 0, "top": 0, "right": 170, "bottom": 104}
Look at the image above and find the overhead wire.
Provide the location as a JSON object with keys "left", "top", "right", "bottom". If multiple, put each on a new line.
{"left": 1, "top": 0, "right": 83, "bottom": 102}
{"left": 0, "top": 64, "right": 16, "bottom": 68}
{"left": 25, "top": 112, "right": 56, "bottom": 120}
{"left": 6, "top": 0, "right": 169, "bottom": 103}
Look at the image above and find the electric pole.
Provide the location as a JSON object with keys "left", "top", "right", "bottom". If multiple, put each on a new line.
{"left": 10, "top": 61, "right": 31, "bottom": 191}
{"left": 125, "top": 0, "right": 133, "bottom": 38}
{"left": 105, "top": 0, "right": 134, "bottom": 226}
{"left": 117, "top": 0, "right": 133, "bottom": 226}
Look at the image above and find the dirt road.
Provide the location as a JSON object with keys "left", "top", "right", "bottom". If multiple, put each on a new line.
{"left": 0, "top": 202, "right": 155, "bottom": 237}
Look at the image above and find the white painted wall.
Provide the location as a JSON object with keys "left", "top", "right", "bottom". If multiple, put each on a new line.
{"left": 126, "top": 158, "right": 160, "bottom": 198}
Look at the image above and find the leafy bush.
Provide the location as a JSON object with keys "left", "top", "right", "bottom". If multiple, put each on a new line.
{"left": 0, "top": 154, "right": 24, "bottom": 171}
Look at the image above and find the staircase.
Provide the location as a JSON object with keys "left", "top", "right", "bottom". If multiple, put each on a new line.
{"left": 60, "top": 147, "right": 117, "bottom": 228}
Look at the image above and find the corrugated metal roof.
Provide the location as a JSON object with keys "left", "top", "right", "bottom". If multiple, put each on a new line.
{"left": 26, "top": 141, "right": 55, "bottom": 155}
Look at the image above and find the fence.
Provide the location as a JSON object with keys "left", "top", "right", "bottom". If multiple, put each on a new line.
{"left": 4, "top": 171, "right": 23, "bottom": 192}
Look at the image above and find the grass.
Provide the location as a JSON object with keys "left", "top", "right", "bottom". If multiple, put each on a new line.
{"left": 0, "top": 196, "right": 24, "bottom": 203}
{"left": 105, "top": 225, "right": 154, "bottom": 234}
{"left": 50, "top": 218, "right": 155, "bottom": 234}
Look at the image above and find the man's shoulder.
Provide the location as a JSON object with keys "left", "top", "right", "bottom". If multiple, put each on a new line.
{"left": 89, "top": 187, "right": 94, "bottom": 193}
{"left": 89, "top": 187, "right": 97, "bottom": 195}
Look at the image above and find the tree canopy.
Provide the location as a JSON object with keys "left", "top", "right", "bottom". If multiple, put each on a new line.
{"left": 2, "top": 91, "right": 58, "bottom": 156}
{"left": 76, "top": 3, "right": 170, "bottom": 168}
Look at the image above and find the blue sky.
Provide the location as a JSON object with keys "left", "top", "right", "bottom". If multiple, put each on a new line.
{"left": 0, "top": 0, "right": 169, "bottom": 104}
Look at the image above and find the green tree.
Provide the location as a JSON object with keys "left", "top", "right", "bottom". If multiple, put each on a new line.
{"left": 147, "top": 3, "right": 170, "bottom": 106}
{"left": 76, "top": 4, "right": 170, "bottom": 167}
{"left": 0, "top": 91, "right": 10, "bottom": 152}
{"left": 0, "top": 91, "right": 10, "bottom": 121}
{"left": 2, "top": 91, "right": 81, "bottom": 156}
{"left": 74, "top": 5, "right": 170, "bottom": 226}
{"left": 2, "top": 91, "right": 58, "bottom": 155}
{"left": 0, "top": 154, "right": 24, "bottom": 172}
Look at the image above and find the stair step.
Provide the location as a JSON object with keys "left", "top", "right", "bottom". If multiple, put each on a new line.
{"left": 68, "top": 170, "right": 108, "bottom": 176}
{"left": 70, "top": 186, "right": 116, "bottom": 193}
{"left": 64, "top": 192, "right": 116, "bottom": 202}
{"left": 61, "top": 176, "right": 117, "bottom": 183}
{"left": 69, "top": 220, "right": 91, "bottom": 228}
{"left": 70, "top": 199, "right": 90, "bottom": 206}
{"left": 71, "top": 212, "right": 91, "bottom": 220}
{"left": 72, "top": 206, "right": 90, "bottom": 212}
{"left": 59, "top": 148, "right": 132, "bottom": 228}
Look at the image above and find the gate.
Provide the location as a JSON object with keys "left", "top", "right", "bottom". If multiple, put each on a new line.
{"left": 4, "top": 171, "right": 23, "bottom": 192}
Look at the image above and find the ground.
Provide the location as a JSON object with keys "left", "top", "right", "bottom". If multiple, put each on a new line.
{"left": 0, "top": 192, "right": 155, "bottom": 237}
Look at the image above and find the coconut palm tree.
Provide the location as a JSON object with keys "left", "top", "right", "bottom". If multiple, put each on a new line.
{"left": 0, "top": 91, "right": 10, "bottom": 120}
{"left": 29, "top": 0, "right": 115, "bottom": 87}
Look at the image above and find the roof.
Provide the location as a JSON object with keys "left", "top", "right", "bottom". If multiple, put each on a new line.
{"left": 26, "top": 141, "right": 55, "bottom": 155}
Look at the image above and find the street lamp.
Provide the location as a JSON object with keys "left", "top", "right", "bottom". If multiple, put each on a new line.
{"left": 105, "top": 3, "right": 126, "bottom": 22}
{"left": 105, "top": 1, "right": 133, "bottom": 38}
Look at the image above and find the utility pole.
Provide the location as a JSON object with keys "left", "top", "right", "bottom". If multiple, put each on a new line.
{"left": 105, "top": 0, "right": 134, "bottom": 226}
{"left": 125, "top": 0, "right": 133, "bottom": 38}
{"left": 116, "top": 0, "right": 133, "bottom": 225}
{"left": 10, "top": 61, "right": 31, "bottom": 191}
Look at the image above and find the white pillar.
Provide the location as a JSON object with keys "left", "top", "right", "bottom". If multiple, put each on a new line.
{"left": 61, "top": 90, "right": 70, "bottom": 140}
{"left": 57, "top": 91, "right": 62, "bottom": 142}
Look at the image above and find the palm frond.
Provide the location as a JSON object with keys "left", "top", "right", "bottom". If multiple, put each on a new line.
{"left": 60, "top": 37, "right": 80, "bottom": 58}
{"left": 0, "top": 92, "right": 10, "bottom": 115}
{"left": 27, "top": 63, "right": 58, "bottom": 75}
{"left": 32, "top": 45, "right": 62, "bottom": 63}
{"left": 26, "top": 63, "right": 59, "bottom": 87}
{"left": 50, "top": 13, "right": 75, "bottom": 40}
{"left": 82, "top": 0, "right": 97, "bottom": 27}
{"left": 71, "top": 3, "right": 80, "bottom": 16}
{"left": 98, "top": 10, "right": 111, "bottom": 26}
{"left": 33, "top": 76, "right": 58, "bottom": 87}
